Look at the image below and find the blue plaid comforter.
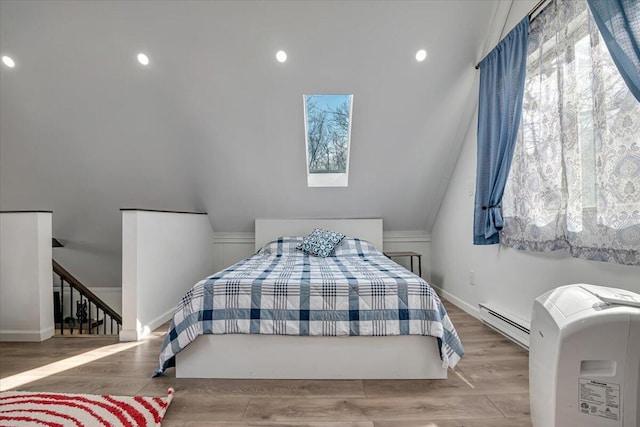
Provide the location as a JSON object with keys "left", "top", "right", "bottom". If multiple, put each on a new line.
{"left": 153, "top": 237, "right": 464, "bottom": 376}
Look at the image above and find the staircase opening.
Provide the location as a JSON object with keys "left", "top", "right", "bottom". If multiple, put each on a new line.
{"left": 52, "top": 260, "right": 122, "bottom": 336}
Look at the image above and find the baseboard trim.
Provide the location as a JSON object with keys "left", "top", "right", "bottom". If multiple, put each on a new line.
{"left": 0, "top": 326, "right": 54, "bottom": 342}
{"left": 429, "top": 284, "right": 480, "bottom": 320}
{"left": 119, "top": 307, "right": 175, "bottom": 342}
{"left": 119, "top": 329, "right": 139, "bottom": 342}
{"left": 146, "top": 307, "right": 175, "bottom": 336}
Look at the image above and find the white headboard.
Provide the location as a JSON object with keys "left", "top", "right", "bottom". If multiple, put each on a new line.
{"left": 255, "top": 218, "right": 383, "bottom": 252}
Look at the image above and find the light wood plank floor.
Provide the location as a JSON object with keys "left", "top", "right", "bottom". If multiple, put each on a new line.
{"left": 0, "top": 301, "right": 531, "bottom": 426}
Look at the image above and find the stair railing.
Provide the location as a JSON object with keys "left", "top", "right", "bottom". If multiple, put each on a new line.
{"left": 52, "top": 260, "right": 122, "bottom": 336}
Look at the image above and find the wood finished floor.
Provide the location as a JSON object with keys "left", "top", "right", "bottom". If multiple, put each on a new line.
{"left": 0, "top": 301, "right": 531, "bottom": 426}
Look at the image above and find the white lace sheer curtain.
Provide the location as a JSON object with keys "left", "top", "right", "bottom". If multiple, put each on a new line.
{"left": 501, "top": 0, "right": 640, "bottom": 265}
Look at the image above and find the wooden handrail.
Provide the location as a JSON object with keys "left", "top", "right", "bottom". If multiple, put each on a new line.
{"left": 120, "top": 208, "right": 207, "bottom": 215}
{"left": 52, "top": 260, "right": 122, "bottom": 324}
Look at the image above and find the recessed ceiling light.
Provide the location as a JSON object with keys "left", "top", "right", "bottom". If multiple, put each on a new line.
{"left": 415, "top": 49, "right": 427, "bottom": 62}
{"left": 276, "top": 50, "right": 287, "bottom": 63}
{"left": 137, "top": 53, "right": 149, "bottom": 66}
{"left": 2, "top": 56, "right": 15, "bottom": 68}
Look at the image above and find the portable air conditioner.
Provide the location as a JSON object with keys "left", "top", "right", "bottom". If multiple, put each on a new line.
{"left": 529, "top": 284, "right": 640, "bottom": 427}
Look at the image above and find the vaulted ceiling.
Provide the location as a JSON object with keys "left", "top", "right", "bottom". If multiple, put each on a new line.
{"left": 0, "top": 0, "right": 504, "bottom": 286}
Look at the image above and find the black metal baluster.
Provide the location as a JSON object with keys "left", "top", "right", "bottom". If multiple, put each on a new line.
{"left": 54, "top": 262, "right": 120, "bottom": 338}
{"left": 69, "top": 285, "right": 74, "bottom": 335}
{"left": 78, "top": 296, "right": 83, "bottom": 335}
{"left": 60, "top": 277, "right": 64, "bottom": 335}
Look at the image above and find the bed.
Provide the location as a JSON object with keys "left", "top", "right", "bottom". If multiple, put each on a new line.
{"left": 153, "top": 218, "right": 464, "bottom": 379}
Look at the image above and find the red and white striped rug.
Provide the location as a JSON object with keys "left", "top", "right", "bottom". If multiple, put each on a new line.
{"left": 0, "top": 388, "right": 174, "bottom": 427}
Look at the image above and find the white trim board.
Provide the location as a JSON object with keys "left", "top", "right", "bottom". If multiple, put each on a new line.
{"left": 384, "top": 230, "right": 431, "bottom": 243}
{"left": 255, "top": 218, "right": 383, "bottom": 251}
{"left": 211, "top": 230, "right": 431, "bottom": 246}
{"left": 213, "top": 232, "right": 254, "bottom": 244}
{"left": 214, "top": 228, "right": 432, "bottom": 285}
{"left": 0, "top": 326, "right": 54, "bottom": 342}
{"left": 120, "top": 306, "right": 175, "bottom": 342}
{"left": 430, "top": 283, "right": 481, "bottom": 320}
{"left": 146, "top": 307, "right": 175, "bottom": 336}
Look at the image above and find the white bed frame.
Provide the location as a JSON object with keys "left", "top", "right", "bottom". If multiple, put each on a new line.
{"left": 176, "top": 218, "right": 447, "bottom": 379}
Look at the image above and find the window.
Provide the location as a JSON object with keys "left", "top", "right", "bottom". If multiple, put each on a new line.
{"left": 501, "top": 0, "right": 640, "bottom": 265}
{"left": 303, "top": 94, "right": 353, "bottom": 187}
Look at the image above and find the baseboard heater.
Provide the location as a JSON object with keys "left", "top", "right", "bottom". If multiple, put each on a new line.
{"left": 478, "top": 303, "right": 530, "bottom": 350}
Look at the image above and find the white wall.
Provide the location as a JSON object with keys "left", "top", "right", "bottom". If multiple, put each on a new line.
{"left": 431, "top": 1, "right": 640, "bottom": 323}
{"left": 120, "top": 210, "right": 215, "bottom": 341}
{"left": 0, "top": 212, "right": 54, "bottom": 341}
{"left": 0, "top": 1, "right": 501, "bottom": 288}
{"left": 91, "top": 287, "right": 122, "bottom": 316}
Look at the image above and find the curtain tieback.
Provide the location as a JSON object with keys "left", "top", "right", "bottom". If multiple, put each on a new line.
{"left": 484, "top": 203, "right": 505, "bottom": 236}
{"left": 481, "top": 204, "right": 501, "bottom": 211}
